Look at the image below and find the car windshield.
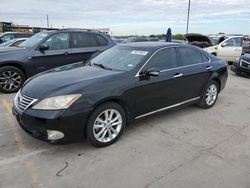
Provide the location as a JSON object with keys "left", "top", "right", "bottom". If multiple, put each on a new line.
{"left": 19, "top": 32, "right": 48, "bottom": 47}
{"left": 91, "top": 47, "right": 149, "bottom": 71}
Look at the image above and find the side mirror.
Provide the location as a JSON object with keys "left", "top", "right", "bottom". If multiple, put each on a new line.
{"left": 0, "top": 38, "right": 3, "bottom": 44}
{"left": 144, "top": 67, "right": 160, "bottom": 77}
{"left": 221, "top": 42, "right": 227, "bottom": 47}
{"left": 39, "top": 44, "right": 49, "bottom": 51}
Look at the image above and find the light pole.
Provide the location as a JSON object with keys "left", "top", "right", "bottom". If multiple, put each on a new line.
{"left": 186, "top": 0, "right": 191, "bottom": 34}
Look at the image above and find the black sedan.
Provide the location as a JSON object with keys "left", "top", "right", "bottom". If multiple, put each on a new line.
{"left": 12, "top": 42, "right": 228, "bottom": 147}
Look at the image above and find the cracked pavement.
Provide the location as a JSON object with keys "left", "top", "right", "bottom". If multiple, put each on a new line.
{"left": 0, "top": 70, "right": 250, "bottom": 188}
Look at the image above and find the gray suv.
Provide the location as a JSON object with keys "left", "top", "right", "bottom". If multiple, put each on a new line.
{"left": 0, "top": 29, "right": 115, "bottom": 93}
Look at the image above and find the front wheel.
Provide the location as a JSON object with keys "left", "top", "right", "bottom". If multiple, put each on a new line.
{"left": 199, "top": 81, "right": 219, "bottom": 109}
{"left": 86, "top": 102, "right": 126, "bottom": 147}
{"left": 0, "top": 66, "right": 26, "bottom": 93}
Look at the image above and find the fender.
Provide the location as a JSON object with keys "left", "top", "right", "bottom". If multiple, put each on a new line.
{"left": 0, "top": 61, "right": 29, "bottom": 78}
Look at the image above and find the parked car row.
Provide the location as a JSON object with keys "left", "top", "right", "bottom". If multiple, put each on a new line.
{"left": 0, "top": 30, "right": 233, "bottom": 147}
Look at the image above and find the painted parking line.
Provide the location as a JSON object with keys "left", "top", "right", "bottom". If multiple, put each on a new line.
{"left": 2, "top": 99, "right": 44, "bottom": 188}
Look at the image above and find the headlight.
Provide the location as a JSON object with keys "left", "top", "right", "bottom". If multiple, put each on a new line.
{"left": 32, "top": 94, "right": 82, "bottom": 110}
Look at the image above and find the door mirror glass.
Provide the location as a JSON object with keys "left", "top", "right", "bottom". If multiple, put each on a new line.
{"left": 39, "top": 43, "right": 49, "bottom": 51}
{"left": 221, "top": 42, "right": 226, "bottom": 47}
{"left": 144, "top": 67, "right": 160, "bottom": 77}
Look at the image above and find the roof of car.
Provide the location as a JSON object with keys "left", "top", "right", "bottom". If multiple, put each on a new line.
{"left": 2, "top": 32, "right": 32, "bottom": 34}
{"left": 41, "top": 28, "right": 106, "bottom": 35}
{"left": 118, "top": 42, "right": 186, "bottom": 50}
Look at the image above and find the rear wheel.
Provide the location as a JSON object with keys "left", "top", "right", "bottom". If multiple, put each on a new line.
{"left": 0, "top": 66, "right": 26, "bottom": 93}
{"left": 199, "top": 81, "right": 219, "bottom": 109}
{"left": 86, "top": 102, "right": 126, "bottom": 147}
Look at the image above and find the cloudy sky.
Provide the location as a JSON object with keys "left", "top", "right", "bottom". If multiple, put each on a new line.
{"left": 1, "top": 0, "right": 250, "bottom": 35}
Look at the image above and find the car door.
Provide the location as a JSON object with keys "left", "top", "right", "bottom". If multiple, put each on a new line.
{"left": 134, "top": 47, "right": 184, "bottom": 117}
{"left": 217, "top": 37, "right": 242, "bottom": 62}
{"left": 32, "top": 32, "right": 72, "bottom": 73}
{"left": 176, "top": 47, "right": 213, "bottom": 101}
{"left": 70, "top": 32, "right": 108, "bottom": 64}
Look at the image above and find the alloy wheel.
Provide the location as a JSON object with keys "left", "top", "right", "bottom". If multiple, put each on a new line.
{"left": 205, "top": 84, "right": 217, "bottom": 106}
{"left": 0, "top": 70, "right": 22, "bottom": 91}
{"left": 93, "top": 109, "right": 122, "bottom": 143}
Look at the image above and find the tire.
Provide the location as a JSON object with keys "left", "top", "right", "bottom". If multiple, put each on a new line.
{"left": 198, "top": 80, "right": 219, "bottom": 109}
{"left": 0, "top": 66, "right": 26, "bottom": 93}
{"left": 86, "top": 102, "right": 126, "bottom": 147}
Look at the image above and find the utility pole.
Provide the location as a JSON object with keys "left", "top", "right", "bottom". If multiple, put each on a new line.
{"left": 186, "top": 0, "right": 191, "bottom": 34}
{"left": 46, "top": 14, "right": 49, "bottom": 28}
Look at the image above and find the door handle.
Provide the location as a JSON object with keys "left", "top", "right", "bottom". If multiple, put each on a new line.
{"left": 64, "top": 52, "right": 69, "bottom": 56}
{"left": 173, "top": 73, "right": 183, "bottom": 78}
{"left": 206, "top": 66, "right": 212, "bottom": 70}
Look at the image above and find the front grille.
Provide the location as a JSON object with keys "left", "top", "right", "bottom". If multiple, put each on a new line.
{"left": 240, "top": 59, "right": 250, "bottom": 69}
{"left": 14, "top": 91, "right": 37, "bottom": 113}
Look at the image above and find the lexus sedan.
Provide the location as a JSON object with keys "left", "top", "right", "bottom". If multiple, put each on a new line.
{"left": 12, "top": 42, "right": 228, "bottom": 147}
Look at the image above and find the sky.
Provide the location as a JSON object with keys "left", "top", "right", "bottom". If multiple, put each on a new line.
{"left": 1, "top": 0, "right": 250, "bottom": 35}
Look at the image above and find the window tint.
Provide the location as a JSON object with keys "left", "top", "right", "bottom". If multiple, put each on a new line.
{"left": 179, "top": 47, "right": 203, "bottom": 66}
{"left": 224, "top": 37, "right": 242, "bottom": 47}
{"left": 72, "top": 32, "right": 98, "bottom": 48}
{"left": 43, "top": 33, "right": 69, "bottom": 50}
{"left": 95, "top": 34, "right": 108, "bottom": 46}
{"left": 146, "top": 48, "right": 178, "bottom": 70}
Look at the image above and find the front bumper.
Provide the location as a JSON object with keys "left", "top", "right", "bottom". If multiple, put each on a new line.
{"left": 231, "top": 61, "right": 250, "bottom": 75}
{"left": 12, "top": 105, "right": 90, "bottom": 143}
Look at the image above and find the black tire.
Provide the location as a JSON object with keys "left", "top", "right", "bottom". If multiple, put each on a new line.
{"left": 86, "top": 102, "right": 126, "bottom": 147}
{"left": 198, "top": 80, "right": 219, "bottom": 109}
{"left": 0, "top": 66, "right": 26, "bottom": 93}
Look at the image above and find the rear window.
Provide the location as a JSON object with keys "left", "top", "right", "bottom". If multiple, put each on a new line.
{"left": 72, "top": 32, "right": 98, "bottom": 48}
{"left": 179, "top": 47, "right": 203, "bottom": 66}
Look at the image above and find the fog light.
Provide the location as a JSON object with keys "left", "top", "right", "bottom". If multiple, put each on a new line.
{"left": 47, "top": 130, "right": 64, "bottom": 140}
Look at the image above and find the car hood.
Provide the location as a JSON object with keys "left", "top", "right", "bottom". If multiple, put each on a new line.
{"left": 241, "top": 54, "right": 250, "bottom": 62}
{"left": 184, "top": 33, "right": 214, "bottom": 48}
{"left": 21, "top": 63, "right": 122, "bottom": 99}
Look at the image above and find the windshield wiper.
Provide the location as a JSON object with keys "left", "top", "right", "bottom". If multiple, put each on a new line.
{"left": 93, "top": 63, "right": 112, "bottom": 71}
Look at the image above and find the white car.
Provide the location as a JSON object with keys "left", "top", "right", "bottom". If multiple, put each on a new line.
{"left": 204, "top": 36, "right": 243, "bottom": 63}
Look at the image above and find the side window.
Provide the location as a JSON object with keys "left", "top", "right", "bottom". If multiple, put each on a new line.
{"left": 95, "top": 34, "right": 108, "bottom": 46}
{"left": 224, "top": 37, "right": 242, "bottom": 47}
{"left": 146, "top": 48, "right": 178, "bottom": 70}
{"left": 233, "top": 37, "right": 242, "bottom": 47}
{"left": 179, "top": 47, "right": 203, "bottom": 66}
{"left": 43, "top": 33, "right": 69, "bottom": 50}
{"left": 72, "top": 32, "right": 98, "bottom": 48}
{"left": 2, "top": 34, "right": 14, "bottom": 42}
